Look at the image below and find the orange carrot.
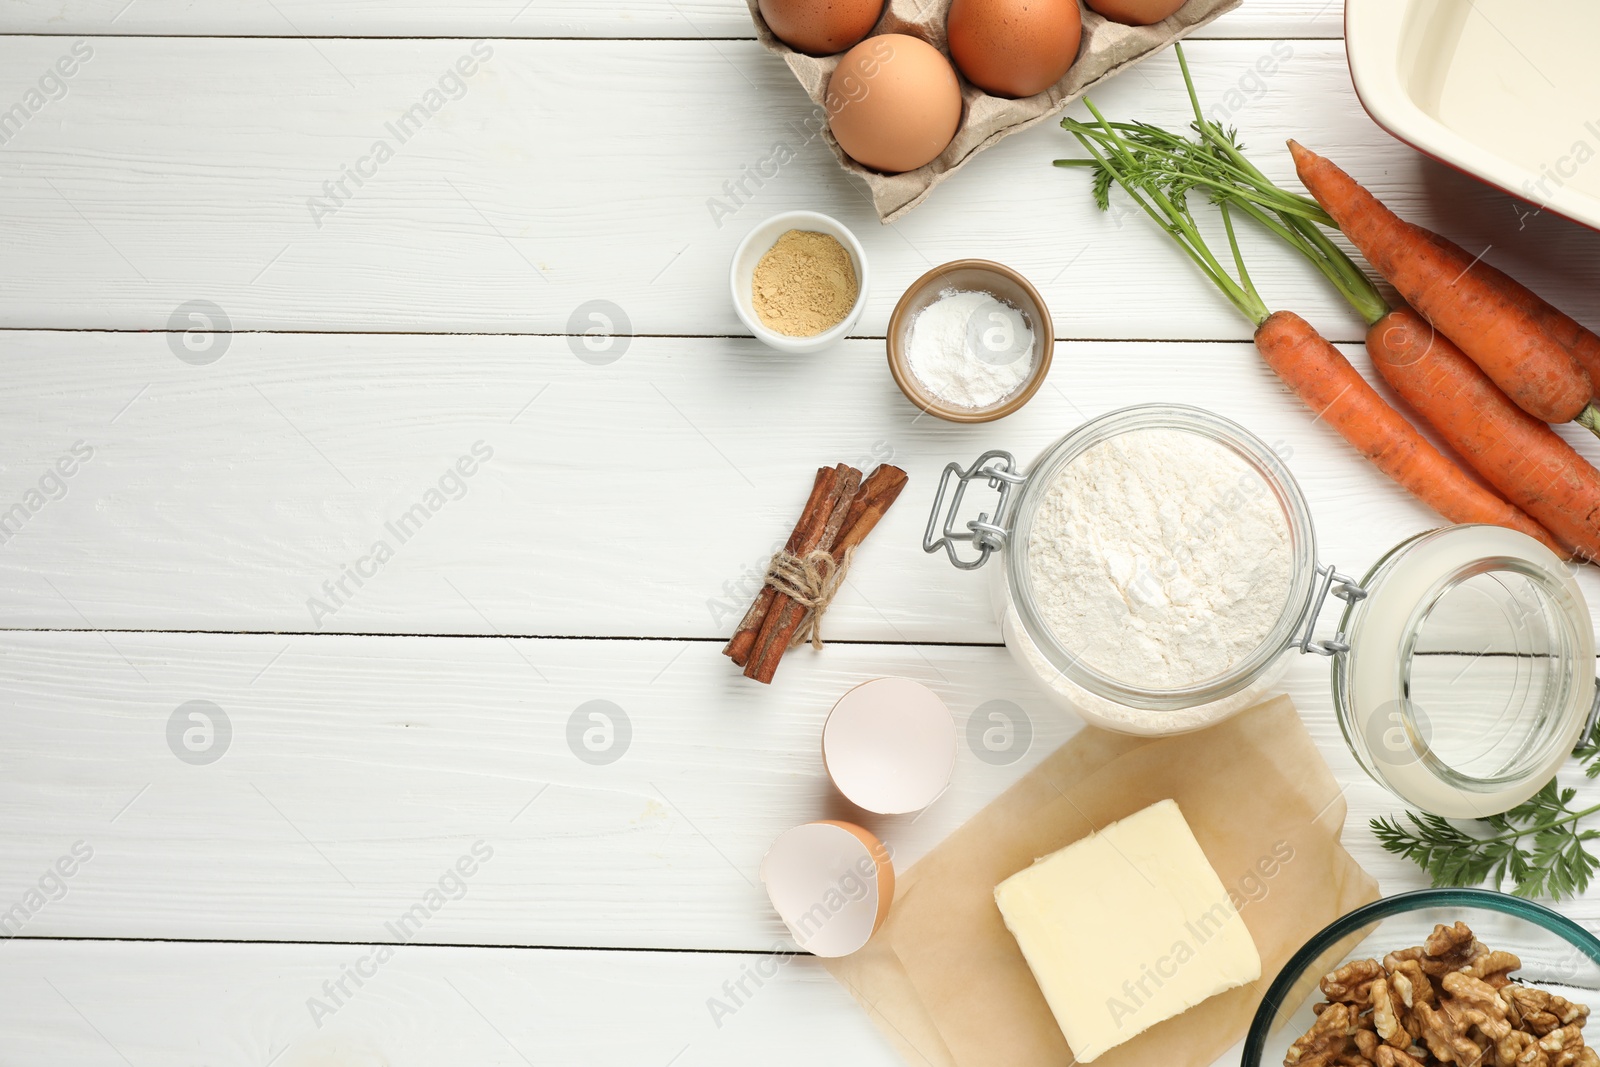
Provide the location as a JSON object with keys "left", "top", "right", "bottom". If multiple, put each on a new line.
{"left": 1289, "top": 140, "right": 1598, "bottom": 430}
{"left": 1419, "top": 228, "right": 1600, "bottom": 401}
{"left": 1368, "top": 307, "right": 1600, "bottom": 560}
{"left": 1255, "top": 311, "right": 1565, "bottom": 555}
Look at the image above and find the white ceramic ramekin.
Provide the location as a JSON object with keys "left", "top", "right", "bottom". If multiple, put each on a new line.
{"left": 729, "top": 210, "right": 869, "bottom": 354}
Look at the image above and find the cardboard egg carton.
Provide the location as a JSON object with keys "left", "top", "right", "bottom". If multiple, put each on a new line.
{"left": 746, "top": 0, "right": 1243, "bottom": 221}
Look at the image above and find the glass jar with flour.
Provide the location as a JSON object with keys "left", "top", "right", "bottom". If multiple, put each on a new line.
{"left": 927, "top": 404, "right": 1319, "bottom": 736}
{"left": 925, "top": 404, "right": 1598, "bottom": 816}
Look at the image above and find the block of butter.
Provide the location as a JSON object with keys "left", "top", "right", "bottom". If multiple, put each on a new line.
{"left": 993, "top": 799, "right": 1261, "bottom": 1062}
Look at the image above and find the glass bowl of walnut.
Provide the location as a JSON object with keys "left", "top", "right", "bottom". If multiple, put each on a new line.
{"left": 1243, "top": 889, "right": 1600, "bottom": 1067}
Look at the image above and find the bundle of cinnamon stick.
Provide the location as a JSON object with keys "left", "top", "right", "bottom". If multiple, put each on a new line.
{"left": 724, "top": 462, "right": 909, "bottom": 684}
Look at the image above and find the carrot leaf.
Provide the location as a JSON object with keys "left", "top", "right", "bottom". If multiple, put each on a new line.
{"left": 1577, "top": 711, "right": 1600, "bottom": 778}
{"left": 1372, "top": 778, "right": 1600, "bottom": 901}
{"left": 1058, "top": 103, "right": 1271, "bottom": 326}
{"left": 1057, "top": 44, "right": 1391, "bottom": 327}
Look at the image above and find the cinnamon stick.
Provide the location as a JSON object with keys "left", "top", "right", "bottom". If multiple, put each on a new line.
{"left": 833, "top": 464, "right": 909, "bottom": 558}
{"left": 742, "top": 465, "right": 905, "bottom": 684}
{"left": 724, "top": 466, "right": 835, "bottom": 666}
{"left": 730, "top": 464, "right": 857, "bottom": 667}
{"left": 744, "top": 465, "right": 863, "bottom": 683}
{"left": 724, "top": 462, "right": 910, "bottom": 686}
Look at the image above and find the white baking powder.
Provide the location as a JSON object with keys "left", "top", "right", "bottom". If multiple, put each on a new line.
{"left": 906, "top": 289, "right": 1035, "bottom": 409}
{"left": 1024, "top": 427, "right": 1293, "bottom": 695}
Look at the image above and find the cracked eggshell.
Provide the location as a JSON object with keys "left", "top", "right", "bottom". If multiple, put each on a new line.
{"left": 760, "top": 821, "right": 894, "bottom": 957}
{"left": 823, "top": 677, "right": 956, "bottom": 814}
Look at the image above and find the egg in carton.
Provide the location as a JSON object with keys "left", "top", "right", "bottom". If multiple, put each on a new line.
{"left": 745, "top": 0, "right": 1243, "bottom": 222}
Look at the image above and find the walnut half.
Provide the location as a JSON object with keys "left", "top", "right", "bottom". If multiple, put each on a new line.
{"left": 1285, "top": 923, "right": 1594, "bottom": 1067}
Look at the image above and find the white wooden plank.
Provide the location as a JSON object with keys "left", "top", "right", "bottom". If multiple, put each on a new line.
{"left": 0, "top": 39, "right": 1596, "bottom": 335}
{"left": 0, "top": 635, "right": 1073, "bottom": 948}
{"left": 7, "top": 331, "right": 1600, "bottom": 638}
{"left": 0, "top": 0, "right": 1342, "bottom": 40}
{"left": 1, "top": 631, "right": 1595, "bottom": 950}
{"left": 0, "top": 939, "right": 899, "bottom": 1066}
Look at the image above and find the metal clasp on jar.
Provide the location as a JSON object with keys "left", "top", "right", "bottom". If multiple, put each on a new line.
{"left": 924, "top": 450, "right": 1027, "bottom": 570}
{"left": 1296, "top": 563, "right": 1369, "bottom": 656}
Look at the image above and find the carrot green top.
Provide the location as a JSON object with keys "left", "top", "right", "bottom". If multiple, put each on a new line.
{"left": 1055, "top": 44, "right": 1390, "bottom": 330}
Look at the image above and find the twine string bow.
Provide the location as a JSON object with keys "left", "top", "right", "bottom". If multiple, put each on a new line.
{"left": 762, "top": 546, "right": 855, "bottom": 650}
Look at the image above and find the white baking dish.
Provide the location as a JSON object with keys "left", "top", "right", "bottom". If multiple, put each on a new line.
{"left": 1345, "top": 0, "right": 1600, "bottom": 230}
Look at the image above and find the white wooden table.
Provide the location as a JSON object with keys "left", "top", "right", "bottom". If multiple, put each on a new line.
{"left": 1, "top": 2, "right": 1598, "bottom": 1063}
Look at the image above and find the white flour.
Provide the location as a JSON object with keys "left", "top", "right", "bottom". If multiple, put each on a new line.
{"left": 906, "top": 289, "right": 1034, "bottom": 409}
{"left": 1024, "top": 427, "right": 1293, "bottom": 694}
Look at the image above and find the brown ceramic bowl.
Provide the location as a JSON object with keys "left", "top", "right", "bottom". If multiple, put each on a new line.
{"left": 886, "top": 259, "right": 1054, "bottom": 424}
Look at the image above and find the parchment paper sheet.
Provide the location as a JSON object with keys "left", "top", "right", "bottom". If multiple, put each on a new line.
{"left": 823, "top": 696, "right": 1381, "bottom": 1067}
{"left": 745, "top": 0, "right": 1243, "bottom": 222}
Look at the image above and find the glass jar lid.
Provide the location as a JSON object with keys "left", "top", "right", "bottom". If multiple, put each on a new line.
{"left": 1332, "top": 525, "right": 1597, "bottom": 817}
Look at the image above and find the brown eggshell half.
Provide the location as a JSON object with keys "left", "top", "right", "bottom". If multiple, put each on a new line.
{"left": 759, "top": 820, "right": 895, "bottom": 955}
{"left": 820, "top": 820, "right": 895, "bottom": 933}
{"left": 822, "top": 677, "right": 956, "bottom": 815}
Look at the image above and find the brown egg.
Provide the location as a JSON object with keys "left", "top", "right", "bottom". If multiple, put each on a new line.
{"left": 946, "top": 0, "right": 1082, "bottom": 98}
{"left": 759, "top": 0, "right": 885, "bottom": 56}
{"left": 1084, "top": 0, "right": 1187, "bottom": 25}
{"left": 826, "top": 34, "right": 963, "bottom": 174}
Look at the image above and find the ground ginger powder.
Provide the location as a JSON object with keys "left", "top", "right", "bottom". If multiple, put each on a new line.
{"left": 751, "top": 230, "right": 859, "bottom": 337}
